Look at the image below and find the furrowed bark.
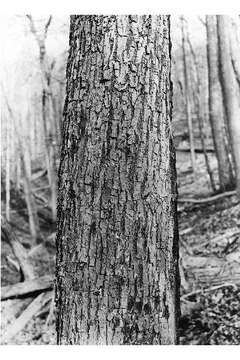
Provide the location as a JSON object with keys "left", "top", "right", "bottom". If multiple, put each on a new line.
{"left": 56, "top": 15, "right": 179, "bottom": 345}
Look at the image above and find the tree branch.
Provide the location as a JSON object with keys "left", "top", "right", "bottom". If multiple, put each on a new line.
{"left": 178, "top": 190, "right": 237, "bottom": 204}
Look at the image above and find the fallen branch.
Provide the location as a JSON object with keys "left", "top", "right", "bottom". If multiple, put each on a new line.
{"left": 1, "top": 275, "right": 53, "bottom": 300}
{"left": 178, "top": 190, "right": 236, "bottom": 204}
{"left": 1, "top": 217, "right": 35, "bottom": 280}
{"left": 33, "top": 192, "right": 48, "bottom": 205}
{"left": 179, "top": 228, "right": 193, "bottom": 236}
{"left": 6, "top": 256, "right": 20, "bottom": 272}
{"left": 181, "top": 283, "right": 237, "bottom": 301}
{"left": 177, "top": 147, "right": 215, "bottom": 153}
{"left": 32, "top": 185, "right": 50, "bottom": 192}
{"left": 1, "top": 291, "right": 53, "bottom": 343}
{"left": 31, "top": 169, "right": 47, "bottom": 181}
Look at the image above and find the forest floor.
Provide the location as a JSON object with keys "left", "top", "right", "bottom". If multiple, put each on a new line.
{"left": 1, "top": 149, "right": 240, "bottom": 345}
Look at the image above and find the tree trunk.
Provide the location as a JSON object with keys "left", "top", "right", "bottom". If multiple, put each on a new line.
{"left": 180, "top": 17, "right": 196, "bottom": 177}
{"left": 229, "top": 17, "right": 240, "bottom": 86}
{"left": 16, "top": 152, "right": 21, "bottom": 191}
{"left": 15, "top": 114, "right": 41, "bottom": 245}
{"left": 206, "top": 15, "right": 234, "bottom": 191}
{"left": 5, "top": 114, "right": 10, "bottom": 221}
{"left": 20, "top": 146, "right": 41, "bottom": 245}
{"left": 56, "top": 15, "right": 179, "bottom": 345}
{"left": 185, "top": 21, "right": 216, "bottom": 192}
{"left": 42, "top": 89, "right": 58, "bottom": 221}
{"left": 27, "top": 15, "right": 57, "bottom": 221}
{"left": 217, "top": 15, "right": 240, "bottom": 196}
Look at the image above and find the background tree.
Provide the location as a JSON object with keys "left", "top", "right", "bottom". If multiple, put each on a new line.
{"left": 180, "top": 16, "right": 196, "bottom": 177}
{"left": 217, "top": 15, "right": 240, "bottom": 195}
{"left": 206, "top": 15, "right": 234, "bottom": 191}
{"left": 27, "top": 15, "right": 58, "bottom": 221}
{"left": 56, "top": 15, "right": 180, "bottom": 345}
{"left": 185, "top": 17, "right": 216, "bottom": 191}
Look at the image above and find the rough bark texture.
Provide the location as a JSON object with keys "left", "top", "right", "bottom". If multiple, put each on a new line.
{"left": 217, "top": 15, "right": 240, "bottom": 195}
{"left": 56, "top": 15, "right": 179, "bottom": 345}
{"left": 206, "top": 15, "right": 234, "bottom": 191}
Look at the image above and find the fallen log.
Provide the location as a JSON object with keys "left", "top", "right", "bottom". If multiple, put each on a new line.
{"left": 1, "top": 291, "right": 53, "bottom": 343}
{"left": 178, "top": 190, "right": 236, "bottom": 204}
{"left": 177, "top": 147, "right": 215, "bottom": 153}
{"left": 1, "top": 275, "right": 53, "bottom": 300}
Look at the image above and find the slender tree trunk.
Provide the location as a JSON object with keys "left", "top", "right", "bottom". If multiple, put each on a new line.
{"left": 27, "top": 15, "right": 57, "bottom": 221}
{"left": 185, "top": 21, "right": 216, "bottom": 191}
{"left": 20, "top": 143, "right": 41, "bottom": 245}
{"left": 206, "top": 15, "right": 234, "bottom": 191}
{"left": 180, "top": 17, "right": 196, "bottom": 176}
{"left": 42, "top": 88, "right": 57, "bottom": 221}
{"left": 56, "top": 15, "right": 180, "bottom": 345}
{"left": 229, "top": 17, "right": 240, "bottom": 86}
{"left": 16, "top": 113, "right": 41, "bottom": 245}
{"left": 3, "top": 89, "right": 41, "bottom": 244}
{"left": 5, "top": 114, "right": 10, "bottom": 221}
{"left": 217, "top": 15, "right": 240, "bottom": 195}
{"left": 16, "top": 152, "right": 21, "bottom": 191}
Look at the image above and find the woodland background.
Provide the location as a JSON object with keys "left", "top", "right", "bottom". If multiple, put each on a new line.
{"left": 1, "top": 15, "right": 240, "bottom": 344}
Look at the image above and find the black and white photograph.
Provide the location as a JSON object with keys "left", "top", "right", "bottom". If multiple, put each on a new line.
{"left": 1, "top": 2, "right": 240, "bottom": 347}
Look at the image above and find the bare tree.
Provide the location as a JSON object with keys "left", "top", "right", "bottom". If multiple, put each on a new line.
{"left": 26, "top": 15, "right": 58, "bottom": 221}
{"left": 180, "top": 16, "right": 196, "bottom": 176}
{"left": 5, "top": 113, "right": 11, "bottom": 221}
{"left": 185, "top": 18, "right": 216, "bottom": 191}
{"left": 229, "top": 17, "right": 240, "bottom": 86}
{"left": 217, "top": 15, "right": 240, "bottom": 195}
{"left": 206, "top": 15, "right": 234, "bottom": 191}
{"left": 3, "top": 90, "right": 41, "bottom": 245}
{"left": 56, "top": 15, "right": 180, "bottom": 345}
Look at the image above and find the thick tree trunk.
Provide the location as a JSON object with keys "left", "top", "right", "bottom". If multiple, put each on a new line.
{"left": 56, "top": 15, "right": 180, "bottom": 345}
{"left": 206, "top": 15, "right": 234, "bottom": 191}
{"left": 217, "top": 15, "right": 240, "bottom": 196}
